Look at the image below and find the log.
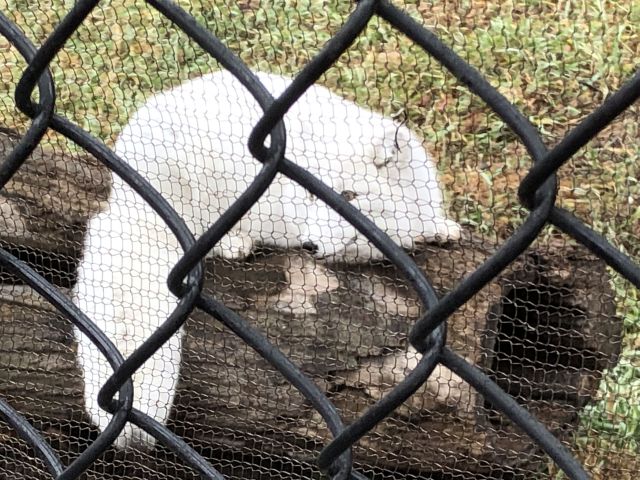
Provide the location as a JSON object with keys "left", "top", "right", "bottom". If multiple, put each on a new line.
{"left": 0, "top": 240, "right": 620, "bottom": 478}
{"left": 0, "top": 128, "right": 109, "bottom": 259}
{"left": 170, "top": 239, "right": 620, "bottom": 477}
{"left": 482, "top": 242, "right": 622, "bottom": 473}
{"left": 0, "top": 131, "right": 622, "bottom": 478}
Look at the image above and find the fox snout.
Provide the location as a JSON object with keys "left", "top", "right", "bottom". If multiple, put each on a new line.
{"left": 301, "top": 240, "right": 319, "bottom": 253}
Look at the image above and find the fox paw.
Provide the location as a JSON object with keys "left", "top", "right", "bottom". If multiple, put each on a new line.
{"left": 212, "top": 231, "right": 254, "bottom": 259}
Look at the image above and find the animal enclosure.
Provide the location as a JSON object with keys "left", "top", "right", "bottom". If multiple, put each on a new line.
{"left": 0, "top": 1, "right": 638, "bottom": 480}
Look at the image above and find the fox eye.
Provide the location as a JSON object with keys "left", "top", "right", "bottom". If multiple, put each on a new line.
{"left": 378, "top": 147, "right": 398, "bottom": 169}
{"left": 341, "top": 190, "right": 358, "bottom": 201}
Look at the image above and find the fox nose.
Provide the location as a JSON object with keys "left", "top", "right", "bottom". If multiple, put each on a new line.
{"left": 301, "top": 241, "right": 319, "bottom": 253}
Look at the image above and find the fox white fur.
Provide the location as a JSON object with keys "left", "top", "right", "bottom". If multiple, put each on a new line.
{"left": 73, "top": 70, "right": 461, "bottom": 449}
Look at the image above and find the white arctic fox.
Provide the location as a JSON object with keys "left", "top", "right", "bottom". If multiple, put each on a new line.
{"left": 73, "top": 70, "right": 461, "bottom": 449}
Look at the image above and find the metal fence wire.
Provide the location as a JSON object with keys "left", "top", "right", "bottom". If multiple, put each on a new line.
{"left": 0, "top": 0, "right": 638, "bottom": 479}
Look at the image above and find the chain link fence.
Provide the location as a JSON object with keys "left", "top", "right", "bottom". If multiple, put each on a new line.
{"left": 0, "top": 1, "right": 638, "bottom": 479}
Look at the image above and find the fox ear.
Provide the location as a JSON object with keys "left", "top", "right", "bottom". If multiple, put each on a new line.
{"left": 372, "top": 123, "right": 412, "bottom": 169}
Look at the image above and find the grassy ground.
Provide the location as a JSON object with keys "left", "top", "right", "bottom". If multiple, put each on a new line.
{"left": 0, "top": 0, "right": 638, "bottom": 478}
